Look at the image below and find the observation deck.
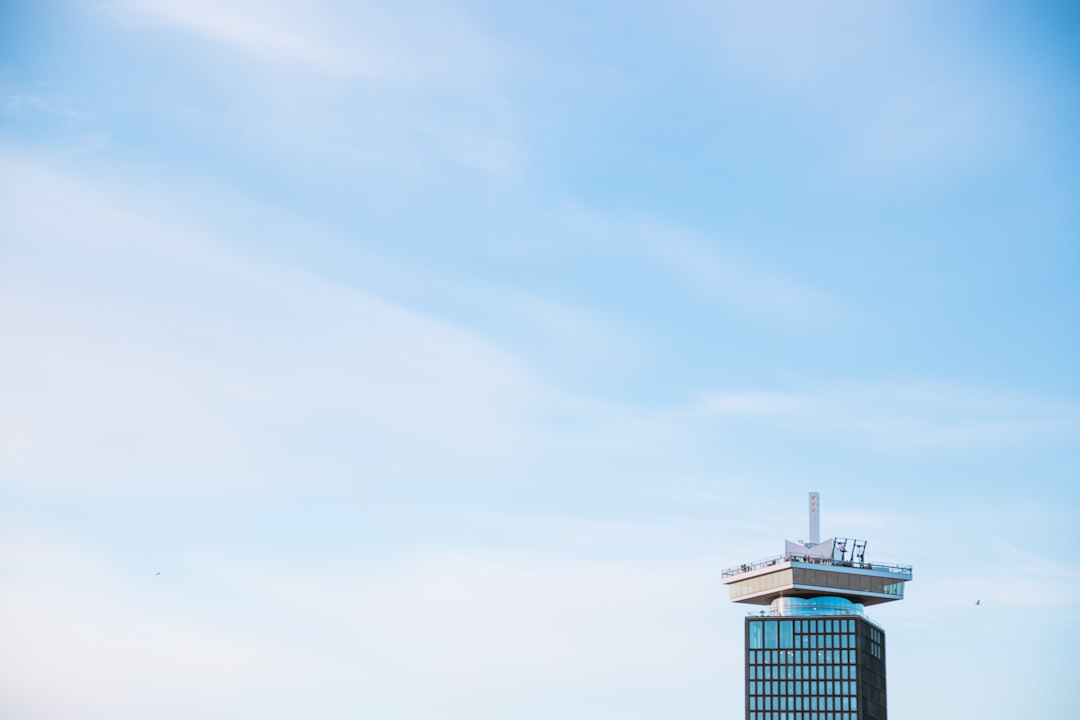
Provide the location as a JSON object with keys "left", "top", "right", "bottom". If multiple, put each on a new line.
{"left": 723, "top": 544, "right": 912, "bottom": 607}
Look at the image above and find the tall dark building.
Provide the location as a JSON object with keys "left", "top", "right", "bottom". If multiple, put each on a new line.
{"left": 723, "top": 493, "right": 912, "bottom": 720}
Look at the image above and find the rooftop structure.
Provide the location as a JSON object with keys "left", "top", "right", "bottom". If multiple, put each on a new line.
{"left": 723, "top": 493, "right": 912, "bottom": 609}
{"left": 726, "top": 493, "right": 912, "bottom": 720}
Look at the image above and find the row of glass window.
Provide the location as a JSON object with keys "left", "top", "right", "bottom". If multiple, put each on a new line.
{"left": 750, "top": 665, "right": 855, "bottom": 681}
{"left": 749, "top": 650, "right": 854, "bottom": 665}
{"left": 750, "top": 696, "right": 857, "bottom": 712}
{"left": 794, "top": 619, "right": 856, "bottom": 634}
{"left": 750, "top": 712, "right": 857, "bottom": 720}
{"left": 749, "top": 680, "right": 855, "bottom": 696}
{"left": 750, "top": 620, "right": 858, "bottom": 650}
{"left": 795, "top": 634, "right": 854, "bottom": 649}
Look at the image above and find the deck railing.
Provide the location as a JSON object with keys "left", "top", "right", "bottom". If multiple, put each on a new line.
{"left": 723, "top": 554, "right": 912, "bottom": 579}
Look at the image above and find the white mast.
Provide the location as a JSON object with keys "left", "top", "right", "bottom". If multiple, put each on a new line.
{"left": 809, "top": 491, "right": 820, "bottom": 545}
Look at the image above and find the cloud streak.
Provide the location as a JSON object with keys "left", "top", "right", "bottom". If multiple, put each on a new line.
{"left": 108, "top": 0, "right": 503, "bottom": 87}
{"left": 0, "top": 153, "right": 547, "bottom": 493}
{"left": 700, "top": 380, "right": 1079, "bottom": 450}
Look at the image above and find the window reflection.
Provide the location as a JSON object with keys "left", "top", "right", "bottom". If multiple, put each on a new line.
{"left": 750, "top": 621, "right": 763, "bottom": 649}
{"left": 765, "top": 622, "right": 778, "bottom": 649}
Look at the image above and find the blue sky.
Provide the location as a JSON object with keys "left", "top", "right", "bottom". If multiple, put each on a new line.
{"left": 1, "top": 1, "right": 1078, "bottom": 718}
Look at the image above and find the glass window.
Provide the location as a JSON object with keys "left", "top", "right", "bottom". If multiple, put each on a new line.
{"left": 780, "top": 620, "right": 794, "bottom": 648}
{"left": 765, "top": 622, "right": 778, "bottom": 649}
{"left": 750, "top": 621, "right": 764, "bottom": 649}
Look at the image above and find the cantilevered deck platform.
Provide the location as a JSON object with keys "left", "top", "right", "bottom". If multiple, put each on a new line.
{"left": 722, "top": 551, "right": 912, "bottom": 606}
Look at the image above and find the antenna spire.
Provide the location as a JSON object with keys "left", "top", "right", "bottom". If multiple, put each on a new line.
{"left": 809, "top": 492, "right": 820, "bottom": 545}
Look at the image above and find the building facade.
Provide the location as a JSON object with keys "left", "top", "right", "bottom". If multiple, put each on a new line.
{"left": 724, "top": 494, "right": 911, "bottom": 720}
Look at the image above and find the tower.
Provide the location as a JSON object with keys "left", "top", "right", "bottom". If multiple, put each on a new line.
{"left": 723, "top": 493, "right": 912, "bottom": 720}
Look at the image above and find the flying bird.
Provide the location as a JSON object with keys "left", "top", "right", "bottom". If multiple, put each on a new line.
{"left": 975, "top": 600, "right": 980, "bottom": 605}
{"left": 155, "top": 571, "right": 161, "bottom": 576}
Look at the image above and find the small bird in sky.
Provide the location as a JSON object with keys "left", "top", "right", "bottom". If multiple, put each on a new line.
{"left": 975, "top": 600, "right": 980, "bottom": 605}
{"left": 155, "top": 571, "right": 161, "bottom": 576}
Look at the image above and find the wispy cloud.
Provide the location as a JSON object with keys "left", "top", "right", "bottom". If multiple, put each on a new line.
{"left": 0, "top": 153, "right": 547, "bottom": 493}
{"left": 107, "top": 0, "right": 503, "bottom": 87}
{"left": 700, "top": 380, "right": 1080, "bottom": 449}
{"left": 641, "top": 228, "right": 847, "bottom": 326}
{"left": 187, "top": 548, "right": 733, "bottom": 710}
{"left": 0, "top": 529, "right": 298, "bottom": 720}
{"left": 561, "top": 207, "right": 849, "bottom": 326}
{"left": 110, "top": 0, "right": 355, "bottom": 74}
{"left": 101, "top": 0, "right": 520, "bottom": 178}
{"left": 0, "top": 82, "right": 107, "bottom": 152}
{"left": 0, "top": 523, "right": 738, "bottom": 719}
{"left": 685, "top": 0, "right": 1018, "bottom": 175}
{"left": 1, "top": 90, "right": 94, "bottom": 122}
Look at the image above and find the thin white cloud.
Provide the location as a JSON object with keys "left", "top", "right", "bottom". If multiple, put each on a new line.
{"left": 0, "top": 90, "right": 94, "bottom": 122}
{"left": 560, "top": 206, "right": 849, "bottom": 326}
{"left": 111, "top": 0, "right": 354, "bottom": 73}
{"left": 642, "top": 229, "right": 847, "bottom": 326}
{"left": 0, "top": 153, "right": 546, "bottom": 493}
{"left": 686, "top": 0, "right": 1017, "bottom": 175}
{"left": 700, "top": 380, "right": 1080, "bottom": 450}
{"left": 107, "top": 0, "right": 502, "bottom": 88}
{"left": 0, "top": 522, "right": 740, "bottom": 719}
{"left": 186, "top": 548, "right": 734, "bottom": 711}
{"left": 101, "top": 0, "right": 521, "bottom": 179}
{"left": 903, "top": 540, "right": 1080, "bottom": 615}
{"left": 0, "top": 530, "right": 299, "bottom": 720}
